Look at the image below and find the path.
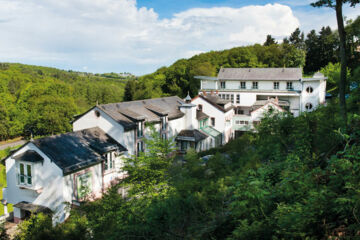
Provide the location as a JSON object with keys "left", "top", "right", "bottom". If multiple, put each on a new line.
{"left": 0, "top": 140, "right": 26, "bottom": 151}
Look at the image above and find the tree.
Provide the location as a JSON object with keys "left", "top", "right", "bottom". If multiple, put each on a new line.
{"left": 289, "top": 27, "right": 305, "bottom": 50}
{"left": 311, "top": 0, "right": 359, "bottom": 128}
{"left": 263, "top": 35, "right": 277, "bottom": 46}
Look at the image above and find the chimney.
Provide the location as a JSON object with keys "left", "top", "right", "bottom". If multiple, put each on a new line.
{"left": 202, "top": 91, "right": 207, "bottom": 96}
{"left": 275, "top": 96, "right": 279, "bottom": 104}
{"left": 215, "top": 90, "right": 218, "bottom": 94}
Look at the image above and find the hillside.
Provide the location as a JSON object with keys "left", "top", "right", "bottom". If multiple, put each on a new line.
{"left": 124, "top": 18, "right": 360, "bottom": 101}
{"left": 0, "top": 63, "right": 131, "bottom": 140}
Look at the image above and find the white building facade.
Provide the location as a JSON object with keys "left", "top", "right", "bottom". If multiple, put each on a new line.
{"left": 2, "top": 96, "right": 229, "bottom": 224}
{"left": 197, "top": 67, "right": 327, "bottom": 136}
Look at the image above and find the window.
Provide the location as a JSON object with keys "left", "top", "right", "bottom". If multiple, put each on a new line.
{"left": 252, "top": 82, "right": 258, "bottom": 89}
{"left": 306, "top": 86, "right": 313, "bottom": 93}
{"left": 161, "top": 117, "right": 167, "bottom": 131}
{"left": 273, "top": 82, "right": 279, "bottom": 89}
{"left": 286, "top": 82, "right": 293, "bottom": 90}
{"left": 236, "top": 121, "right": 249, "bottom": 125}
{"left": 198, "top": 104, "right": 203, "bottom": 111}
{"left": 18, "top": 163, "right": 32, "bottom": 186}
{"left": 230, "top": 94, "right": 234, "bottom": 103}
{"left": 220, "top": 81, "right": 226, "bottom": 89}
{"left": 305, "top": 103, "right": 313, "bottom": 110}
{"left": 77, "top": 172, "right": 92, "bottom": 200}
{"left": 104, "top": 151, "right": 115, "bottom": 171}
{"left": 240, "top": 82, "right": 246, "bottom": 89}
{"left": 137, "top": 141, "right": 144, "bottom": 156}
{"left": 226, "top": 94, "right": 230, "bottom": 100}
{"left": 236, "top": 94, "right": 240, "bottom": 104}
{"left": 211, "top": 117, "right": 215, "bottom": 127}
{"left": 181, "top": 141, "right": 188, "bottom": 151}
{"left": 137, "top": 122, "right": 144, "bottom": 138}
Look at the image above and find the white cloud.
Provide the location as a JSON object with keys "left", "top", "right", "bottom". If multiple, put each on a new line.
{"left": 0, "top": 0, "right": 301, "bottom": 75}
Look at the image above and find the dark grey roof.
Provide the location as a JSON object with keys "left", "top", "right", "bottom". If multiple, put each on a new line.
{"left": 14, "top": 201, "right": 52, "bottom": 214}
{"left": 196, "top": 110, "right": 209, "bottom": 120}
{"left": 32, "top": 127, "right": 127, "bottom": 175}
{"left": 176, "top": 130, "right": 208, "bottom": 142}
{"left": 13, "top": 150, "right": 44, "bottom": 163}
{"left": 98, "top": 96, "right": 185, "bottom": 130}
{"left": 217, "top": 68, "right": 302, "bottom": 81}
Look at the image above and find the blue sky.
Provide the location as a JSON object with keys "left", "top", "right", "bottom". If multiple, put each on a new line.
{"left": 0, "top": 0, "right": 358, "bottom": 75}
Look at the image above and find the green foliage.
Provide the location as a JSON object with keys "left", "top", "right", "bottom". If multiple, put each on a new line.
{"left": 130, "top": 43, "right": 305, "bottom": 100}
{"left": 13, "top": 104, "right": 360, "bottom": 239}
{"left": 0, "top": 63, "right": 128, "bottom": 140}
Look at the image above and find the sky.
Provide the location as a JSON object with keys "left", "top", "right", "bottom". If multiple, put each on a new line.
{"left": 0, "top": 0, "right": 358, "bottom": 75}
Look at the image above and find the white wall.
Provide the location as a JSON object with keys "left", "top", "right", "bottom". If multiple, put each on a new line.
{"left": 73, "top": 107, "right": 135, "bottom": 156}
{"left": 192, "top": 97, "right": 233, "bottom": 144}
{"left": 4, "top": 143, "right": 65, "bottom": 222}
{"left": 301, "top": 81, "right": 321, "bottom": 112}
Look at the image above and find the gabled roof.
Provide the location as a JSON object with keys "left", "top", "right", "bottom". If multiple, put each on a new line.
{"left": 97, "top": 96, "right": 185, "bottom": 130}
{"left": 13, "top": 150, "right": 44, "bottom": 163}
{"left": 194, "top": 94, "right": 234, "bottom": 113}
{"left": 176, "top": 130, "right": 208, "bottom": 142}
{"left": 217, "top": 68, "right": 302, "bottom": 81}
{"left": 32, "top": 127, "right": 127, "bottom": 175}
{"left": 196, "top": 110, "right": 209, "bottom": 120}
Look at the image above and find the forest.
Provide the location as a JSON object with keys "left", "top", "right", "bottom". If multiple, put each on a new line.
{"left": 0, "top": 63, "right": 130, "bottom": 140}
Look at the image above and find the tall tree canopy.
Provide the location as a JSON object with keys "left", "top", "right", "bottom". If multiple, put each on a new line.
{"left": 311, "top": 0, "right": 359, "bottom": 127}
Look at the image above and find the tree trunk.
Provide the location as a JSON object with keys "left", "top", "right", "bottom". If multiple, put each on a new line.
{"left": 335, "top": 0, "right": 348, "bottom": 129}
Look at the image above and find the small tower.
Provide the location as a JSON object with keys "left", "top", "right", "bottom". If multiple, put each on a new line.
{"left": 185, "top": 92, "right": 192, "bottom": 103}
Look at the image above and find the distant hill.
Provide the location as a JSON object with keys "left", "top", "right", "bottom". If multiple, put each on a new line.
{"left": 0, "top": 63, "right": 131, "bottom": 140}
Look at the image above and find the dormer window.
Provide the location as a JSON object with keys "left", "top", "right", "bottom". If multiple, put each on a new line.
{"left": 198, "top": 104, "right": 203, "bottom": 111}
{"left": 137, "top": 121, "right": 144, "bottom": 138}
{"left": 104, "top": 151, "right": 115, "bottom": 171}
{"left": 18, "top": 163, "right": 32, "bottom": 186}
{"left": 161, "top": 117, "right": 167, "bottom": 131}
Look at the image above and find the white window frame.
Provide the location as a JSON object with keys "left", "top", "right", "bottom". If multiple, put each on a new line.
{"left": 17, "top": 162, "right": 33, "bottom": 186}
{"left": 287, "top": 82, "right": 293, "bottom": 90}
{"left": 252, "top": 82, "right": 258, "bottom": 89}
{"left": 274, "top": 82, "right": 279, "bottom": 89}
{"left": 220, "top": 81, "right": 226, "bottom": 89}
{"left": 230, "top": 94, "right": 234, "bottom": 103}
{"left": 240, "top": 82, "right": 246, "bottom": 89}
{"left": 236, "top": 94, "right": 240, "bottom": 104}
{"left": 104, "top": 151, "right": 115, "bottom": 172}
{"left": 137, "top": 121, "right": 144, "bottom": 138}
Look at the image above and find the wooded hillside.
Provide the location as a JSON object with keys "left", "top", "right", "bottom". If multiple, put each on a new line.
{"left": 0, "top": 63, "right": 130, "bottom": 140}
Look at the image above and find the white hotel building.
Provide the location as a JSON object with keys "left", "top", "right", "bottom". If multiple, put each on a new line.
{"left": 197, "top": 67, "right": 327, "bottom": 137}
{"left": 1, "top": 68, "right": 326, "bottom": 224}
